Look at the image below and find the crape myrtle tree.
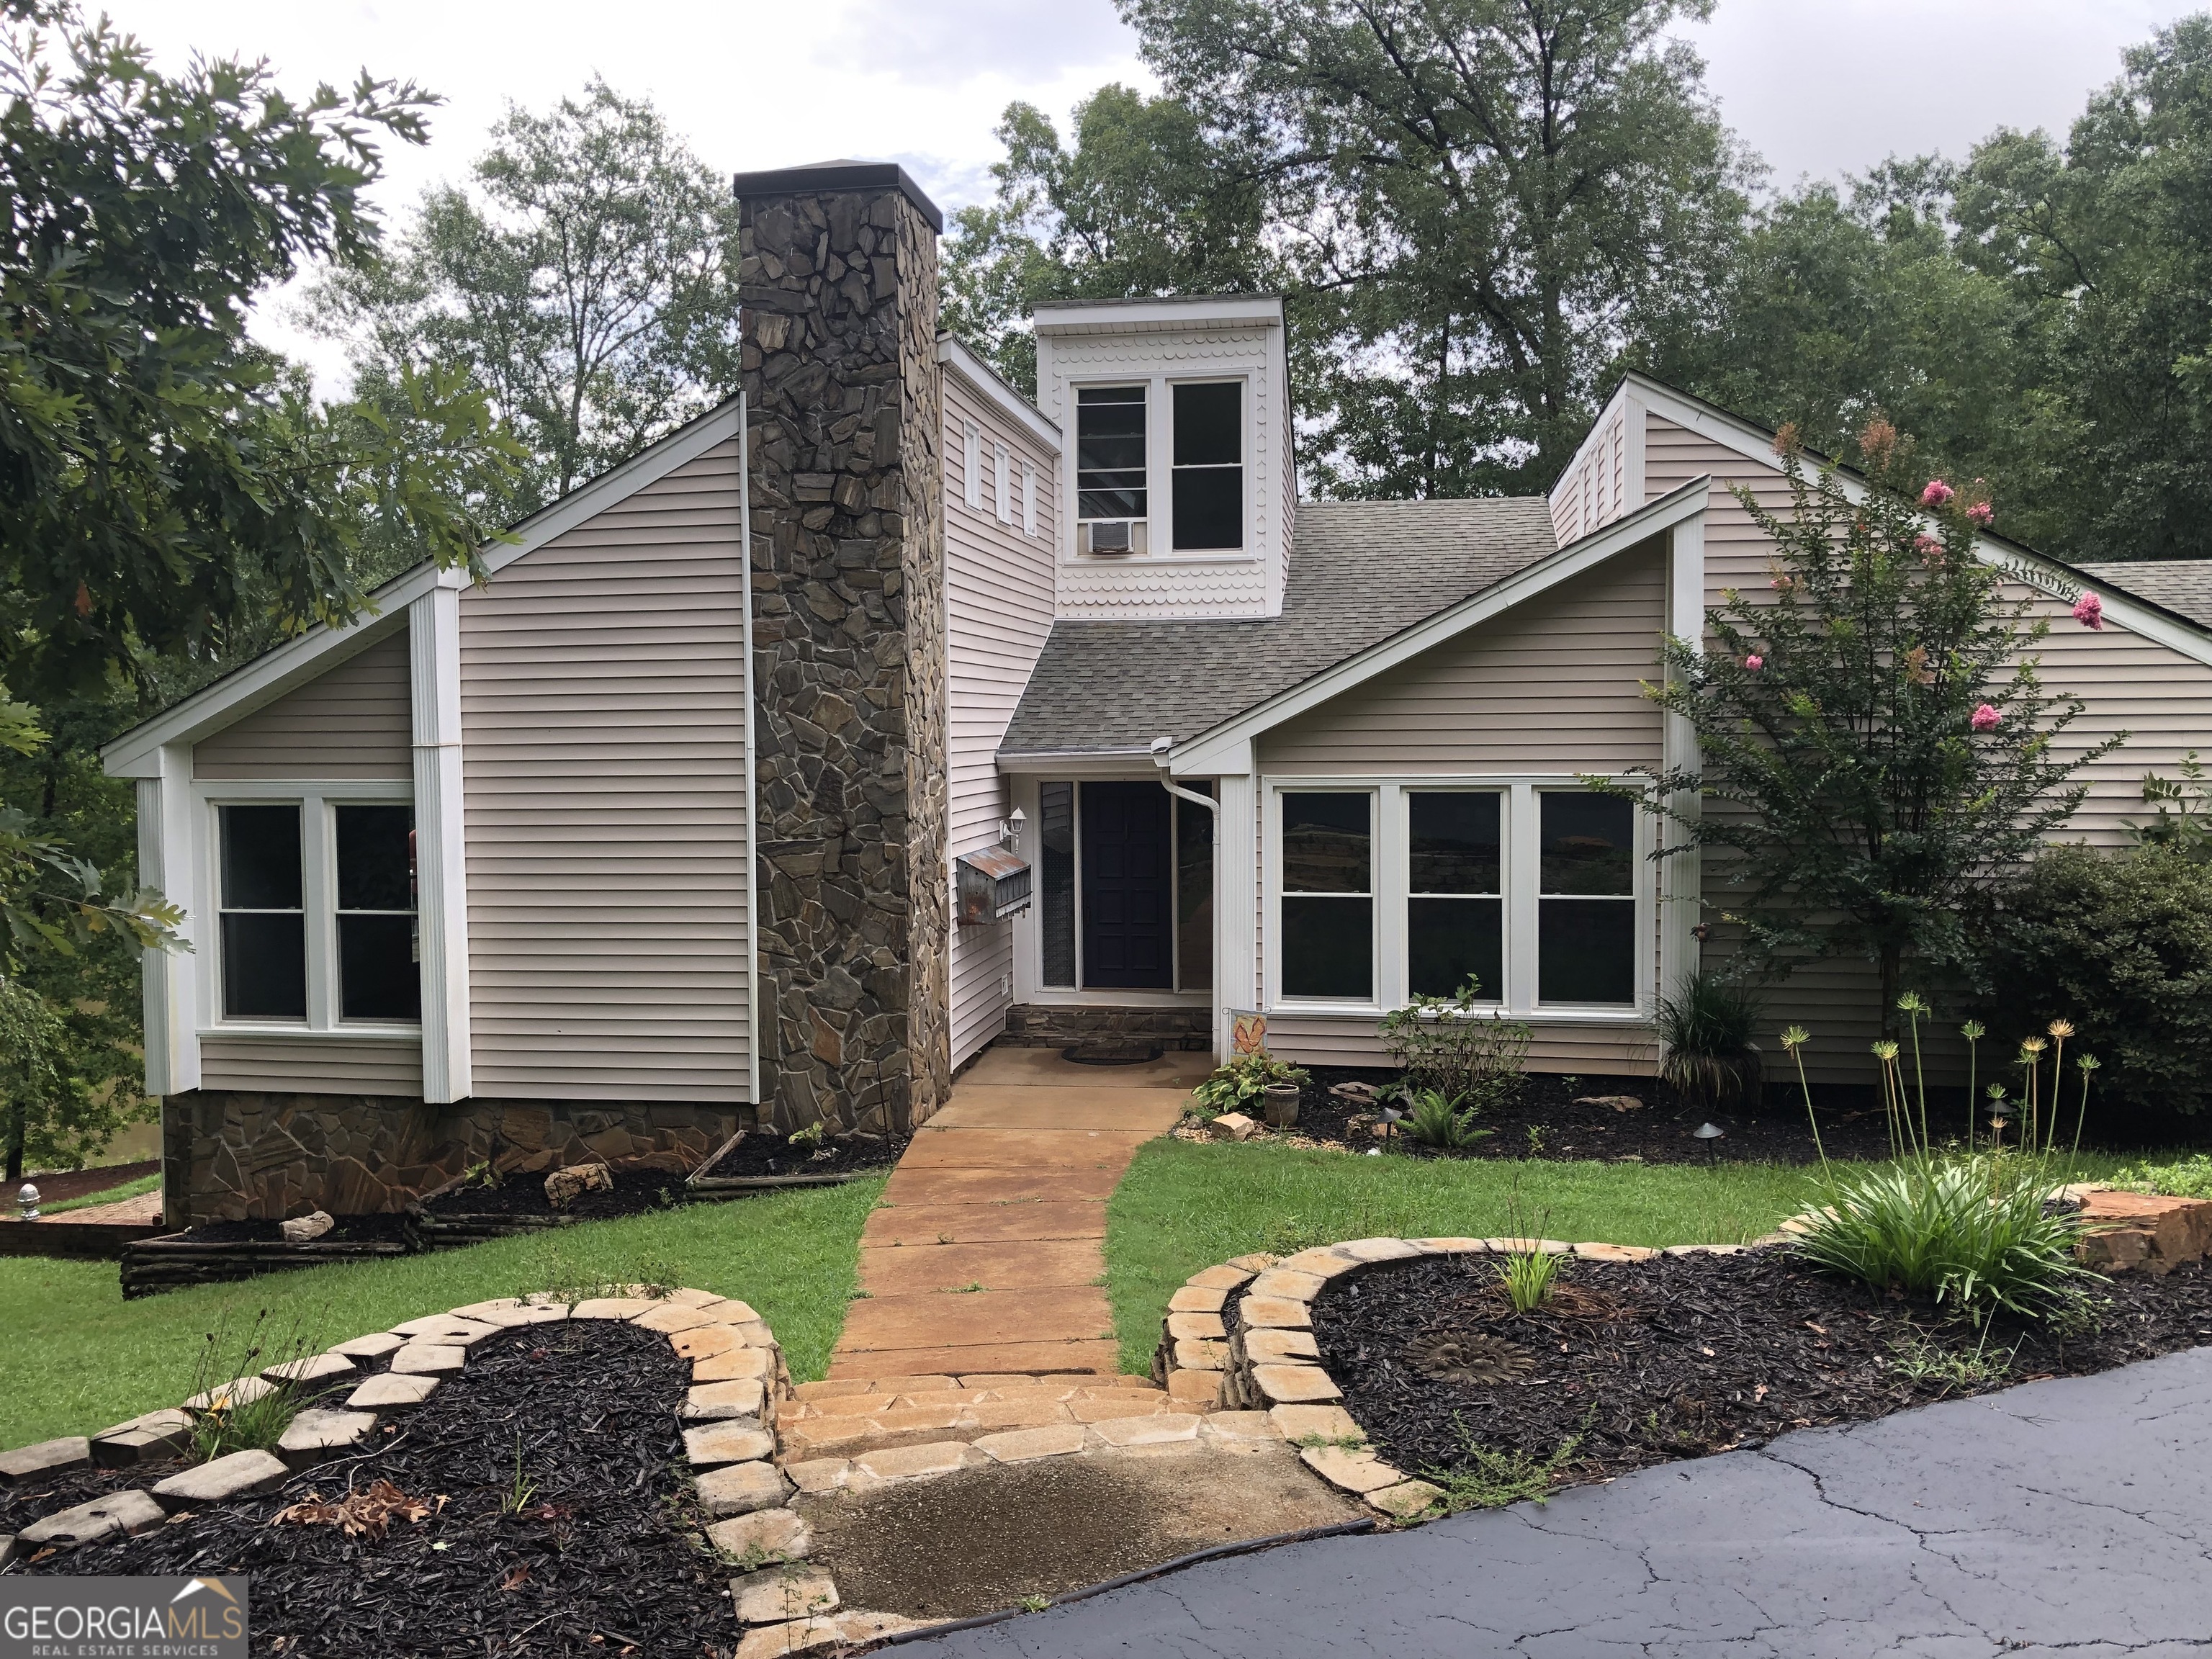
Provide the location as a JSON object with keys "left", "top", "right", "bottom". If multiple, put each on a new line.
{"left": 1636, "top": 419, "right": 2120, "bottom": 1030}
{"left": 0, "top": 2, "right": 518, "bottom": 1172}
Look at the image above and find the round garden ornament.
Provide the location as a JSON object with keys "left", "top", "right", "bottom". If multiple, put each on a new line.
{"left": 16, "top": 1182, "right": 38, "bottom": 1220}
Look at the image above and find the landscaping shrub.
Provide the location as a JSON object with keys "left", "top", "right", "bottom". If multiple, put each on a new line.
{"left": 1379, "top": 979, "right": 1530, "bottom": 1110}
{"left": 1966, "top": 844, "right": 2212, "bottom": 1120}
{"left": 1398, "top": 1087, "right": 1491, "bottom": 1151}
{"left": 2111, "top": 1152, "right": 2212, "bottom": 1199}
{"left": 1654, "top": 971, "right": 1763, "bottom": 1109}
{"left": 1790, "top": 1154, "right": 2090, "bottom": 1321}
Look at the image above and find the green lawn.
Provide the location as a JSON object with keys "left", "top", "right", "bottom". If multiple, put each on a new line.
{"left": 1097, "top": 1140, "right": 2161, "bottom": 1375}
{"left": 0, "top": 1175, "right": 884, "bottom": 1450}
{"left": 42, "top": 1172, "right": 163, "bottom": 1214}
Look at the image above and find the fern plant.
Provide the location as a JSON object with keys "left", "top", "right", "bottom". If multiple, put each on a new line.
{"left": 1398, "top": 1087, "right": 1491, "bottom": 1151}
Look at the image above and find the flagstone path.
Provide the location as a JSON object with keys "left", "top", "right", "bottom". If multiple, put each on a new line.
{"left": 830, "top": 1046, "right": 1203, "bottom": 1381}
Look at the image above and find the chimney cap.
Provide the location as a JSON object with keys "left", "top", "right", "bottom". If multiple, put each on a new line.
{"left": 732, "top": 160, "right": 944, "bottom": 234}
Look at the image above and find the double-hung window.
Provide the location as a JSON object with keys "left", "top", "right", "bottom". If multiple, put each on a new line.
{"left": 1076, "top": 386, "right": 1147, "bottom": 531}
{"left": 1279, "top": 792, "right": 1372, "bottom": 1000}
{"left": 217, "top": 797, "right": 421, "bottom": 1027}
{"left": 1407, "top": 791, "right": 1503, "bottom": 1001}
{"left": 1537, "top": 792, "right": 1637, "bottom": 1006}
{"left": 1171, "top": 381, "right": 1242, "bottom": 549}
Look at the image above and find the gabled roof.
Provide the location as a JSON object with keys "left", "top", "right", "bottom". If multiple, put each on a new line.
{"left": 104, "top": 399, "right": 745, "bottom": 776}
{"left": 1000, "top": 495, "right": 1559, "bottom": 758}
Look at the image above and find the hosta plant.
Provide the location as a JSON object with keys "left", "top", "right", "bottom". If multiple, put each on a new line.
{"left": 1191, "top": 1051, "right": 1309, "bottom": 1118}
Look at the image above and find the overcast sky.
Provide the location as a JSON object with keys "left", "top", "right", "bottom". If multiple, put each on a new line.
{"left": 103, "top": 0, "right": 2203, "bottom": 390}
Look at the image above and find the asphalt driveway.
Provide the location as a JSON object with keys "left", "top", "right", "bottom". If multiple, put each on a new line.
{"left": 894, "top": 1345, "right": 2212, "bottom": 1657}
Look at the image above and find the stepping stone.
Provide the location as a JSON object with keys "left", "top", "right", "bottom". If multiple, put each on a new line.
{"left": 449, "top": 1301, "right": 569, "bottom": 1328}
{"left": 1092, "top": 1413, "right": 1202, "bottom": 1447}
{"left": 1166, "top": 1311, "right": 1227, "bottom": 1341}
{"left": 1201, "top": 1411, "right": 1282, "bottom": 1442}
{"left": 18, "top": 1488, "right": 165, "bottom": 1547}
{"left": 735, "top": 1611, "right": 914, "bottom": 1658}
{"left": 1244, "top": 1328, "right": 1320, "bottom": 1363}
{"left": 92, "top": 1411, "right": 194, "bottom": 1467}
{"left": 1238, "top": 1297, "right": 1313, "bottom": 1330}
{"left": 331, "top": 1332, "right": 405, "bottom": 1361}
{"left": 696, "top": 1298, "right": 762, "bottom": 1326}
{"left": 0, "top": 1437, "right": 90, "bottom": 1484}
{"left": 152, "top": 1449, "right": 288, "bottom": 1511}
{"left": 1068, "top": 1394, "right": 1172, "bottom": 1422}
{"left": 782, "top": 1458, "right": 851, "bottom": 1496}
{"left": 674, "top": 1324, "right": 742, "bottom": 1360}
{"left": 684, "top": 1423, "right": 775, "bottom": 1469}
{"left": 697, "top": 1460, "right": 791, "bottom": 1517}
{"left": 390, "top": 1344, "right": 465, "bottom": 1375}
{"left": 733, "top": 1566, "right": 840, "bottom": 1625}
{"left": 1269, "top": 1404, "right": 1365, "bottom": 1444}
{"left": 347, "top": 1373, "right": 439, "bottom": 1410}
{"left": 974, "top": 1424, "right": 1087, "bottom": 1462}
{"left": 634, "top": 1303, "right": 716, "bottom": 1335}
{"left": 709, "top": 1506, "right": 812, "bottom": 1566}
{"left": 1167, "top": 1370, "right": 1223, "bottom": 1408}
{"left": 276, "top": 1409, "right": 378, "bottom": 1470}
{"left": 1252, "top": 1365, "right": 1340, "bottom": 1404}
{"left": 1300, "top": 1445, "right": 1403, "bottom": 1494}
{"left": 183, "top": 1376, "right": 274, "bottom": 1414}
{"left": 1367, "top": 1478, "right": 1445, "bottom": 1519}
{"left": 665, "top": 1287, "right": 729, "bottom": 1309}
{"left": 263, "top": 1352, "right": 354, "bottom": 1385}
{"left": 850, "top": 1441, "right": 989, "bottom": 1482}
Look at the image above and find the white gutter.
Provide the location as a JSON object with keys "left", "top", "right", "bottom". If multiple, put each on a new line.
{"left": 1150, "top": 736, "right": 1216, "bottom": 812}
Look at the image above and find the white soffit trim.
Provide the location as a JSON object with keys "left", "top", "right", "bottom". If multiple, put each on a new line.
{"left": 103, "top": 400, "right": 746, "bottom": 776}
{"left": 1171, "top": 475, "right": 1712, "bottom": 775}
{"left": 1619, "top": 371, "right": 2212, "bottom": 672}
{"left": 937, "top": 334, "right": 1061, "bottom": 452}
{"left": 1031, "top": 295, "right": 1283, "bottom": 336}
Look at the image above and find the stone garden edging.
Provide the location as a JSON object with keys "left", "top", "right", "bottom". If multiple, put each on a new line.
{"left": 0, "top": 1287, "right": 925, "bottom": 1655}
{"left": 1150, "top": 1187, "right": 2212, "bottom": 1524}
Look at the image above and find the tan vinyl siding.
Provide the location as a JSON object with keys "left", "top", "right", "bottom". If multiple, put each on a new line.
{"left": 200, "top": 1034, "right": 423, "bottom": 1095}
{"left": 1264, "top": 1013, "right": 1653, "bottom": 1074}
{"left": 192, "top": 629, "right": 412, "bottom": 780}
{"left": 1642, "top": 411, "right": 2212, "bottom": 1080}
{"left": 944, "top": 372, "right": 1058, "bottom": 1068}
{"left": 1259, "top": 541, "right": 1666, "bottom": 773}
{"left": 1550, "top": 398, "right": 1631, "bottom": 547}
{"left": 459, "top": 438, "right": 749, "bottom": 1102}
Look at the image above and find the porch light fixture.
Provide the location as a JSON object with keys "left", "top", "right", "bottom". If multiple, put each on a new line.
{"left": 16, "top": 1182, "right": 38, "bottom": 1220}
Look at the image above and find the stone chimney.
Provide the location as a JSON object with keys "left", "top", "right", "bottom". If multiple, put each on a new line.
{"left": 734, "top": 161, "right": 950, "bottom": 1138}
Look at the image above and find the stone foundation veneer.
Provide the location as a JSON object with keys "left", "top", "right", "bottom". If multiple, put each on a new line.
{"left": 1001, "top": 1004, "right": 1214, "bottom": 1051}
{"left": 163, "top": 1091, "right": 747, "bottom": 1228}
{"left": 737, "top": 161, "right": 950, "bottom": 1139}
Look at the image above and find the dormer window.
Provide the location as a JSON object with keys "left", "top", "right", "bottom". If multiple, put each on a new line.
{"left": 1076, "top": 385, "right": 1147, "bottom": 553}
{"left": 1172, "top": 381, "right": 1243, "bottom": 550}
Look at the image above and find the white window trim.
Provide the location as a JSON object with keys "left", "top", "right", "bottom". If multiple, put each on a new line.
{"left": 193, "top": 778, "right": 423, "bottom": 1040}
{"left": 1263, "top": 775, "right": 1655, "bottom": 1023}
{"left": 1166, "top": 374, "right": 1251, "bottom": 555}
{"left": 992, "top": 439, "right": 1013, "bottom": 524}
{"left": 962, "top": 419, "right": 983, "bottom": 512}
{"left": 1065, "top": 371, "right": 1268, "bottom": 566}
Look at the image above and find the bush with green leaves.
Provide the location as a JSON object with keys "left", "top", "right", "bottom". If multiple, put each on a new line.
{"left": 1190, "top": 1051, "right": 1309, "bottom": 1118}
{"left": 1791, "top": 1155, "right": 2088, "bottom": 1321}
{"left": 2112, "top": 1153, "right": 2212, "bottom": 1199}
{"left": 1379, "top": 978, "right": 1529, "bottom": 1113}
{"left": 1655, "top": 971, "right": 1763, "bottom": 1109}
{"left": 1398, "top": 1087, "right": 1491, "bottom": 1151}
{"left": 1966, "top": 843, "right": 2212, "bottom": 1120}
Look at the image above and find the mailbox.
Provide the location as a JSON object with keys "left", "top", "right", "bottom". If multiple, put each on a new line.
{"left": 956, "top": 845, "right": 1032, "bottom": 925}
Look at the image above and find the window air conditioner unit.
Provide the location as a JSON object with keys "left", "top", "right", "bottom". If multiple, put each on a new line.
{"left": 1079, "top": 520, "right": 1147, "bottom": 556}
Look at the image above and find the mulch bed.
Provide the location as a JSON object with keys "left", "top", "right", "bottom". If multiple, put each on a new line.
{"left": 1287, "top": 1068, "right": 1915, "bottom": 1166}
{"left": 420, "top": 1165, "right": 705, "bottom": 1224}
{"left": 696, "top": 1130, "right": 902, "bottom": 1183}
{"left": 163, "top": 1213, "right": 420, "bottom": 1246}
{"left": 0, "top": 1455, "right": 194, "bottom": 1538}
{"left": 15, "top": 1320, "right": 737, "bottom": 1657}
{"left": 1313, "top": 1248, "right": 2212, "bottom": 1493}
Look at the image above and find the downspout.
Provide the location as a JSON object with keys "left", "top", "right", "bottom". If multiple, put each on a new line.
{"left": 1149, "top": 736, "right": 1215, "bottom": 815}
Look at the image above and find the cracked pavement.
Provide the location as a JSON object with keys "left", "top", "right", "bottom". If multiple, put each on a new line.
{"left": 891, "top": 1346, "right": 2212, "bottom": 1656}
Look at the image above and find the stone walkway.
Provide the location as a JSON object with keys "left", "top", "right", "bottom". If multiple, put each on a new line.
{"left": 830, "top": 1047, "right": 1200, "bottom": 1381}
{"left": 891, "top": 1345, "right": 2212, "bottom": 1657}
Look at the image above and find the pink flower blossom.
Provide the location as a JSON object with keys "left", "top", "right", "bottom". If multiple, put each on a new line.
{"left": 1744, "top": 654, "right": 1764, "bottom": 671}
{"left": 1920, "top": 479, "right": 1955, "bottom": 508}
{"left": 1971, "top": 703, "right": 2002, "bottom": 733}
{"left": 1912, "top": 533, "right": 1943, "bottom": 557}
{"left": 1966, "top": 500, "right": 1994, "bottom": 526}
{"left": 2072, "top": 591, "right": 2104, "bottom": 631}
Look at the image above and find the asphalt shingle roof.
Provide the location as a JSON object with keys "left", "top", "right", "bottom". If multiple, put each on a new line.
{"left": 2077, "top": 561, "right": 2212, "bottom": 632}
{"left": 1000, "top": 496, "right": 1557, "bottom": 755}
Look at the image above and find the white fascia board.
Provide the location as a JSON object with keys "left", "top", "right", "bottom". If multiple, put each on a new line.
{"left": 1031, "top": 295, "right": 1283, "bottom": 336}
{"left": 104, "top": 400, "right": 745, "bottom": 777}
{"left": 1619, "top": 371, "right": 2212, "bottom": 672}
{"left": 1169, "top": 477, "right": 1712, "bottom": 774}
{"left": 994, "top": 747, "right": 1161, "bottom": 776}
{"left": 937, "top": 335, "right": 1061, "bottom": 452}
